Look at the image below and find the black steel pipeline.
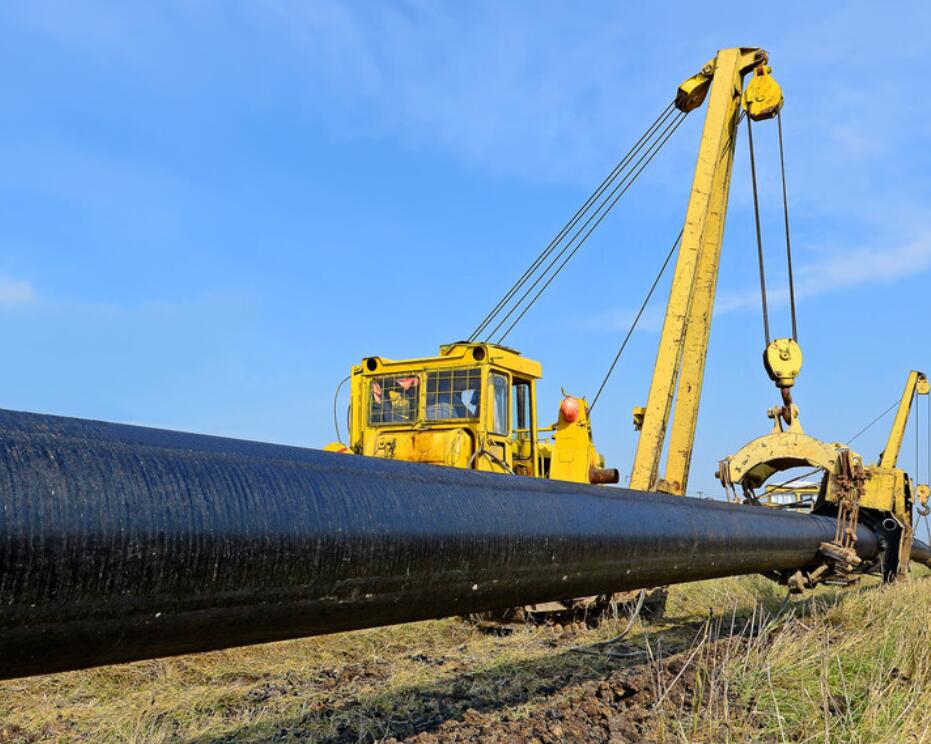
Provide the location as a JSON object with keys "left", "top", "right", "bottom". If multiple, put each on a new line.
{"left": 913, "top": 537, "right": 931, "bottom": 568}
{"left": 0, "top": 408, "right": 885, "bottom": 679}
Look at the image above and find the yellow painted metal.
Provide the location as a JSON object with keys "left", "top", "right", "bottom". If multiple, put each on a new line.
{"left": 917, "top": 483, "right": 930, "bottom": 508}
{"left": 549, "top": 396, "right": 604, "bottom": 484}
{"left": 322, "top": 442, "right": 352, "bottom": 454}
{"left": 344, "top": 343, "right": 534, "bottom": 474}
{"left": 764, "top": 339, "right": 803, "bottom": 388}
{"left": 852, "top": 369, "right": 930, "bottom": 575}
{"left": 858, "top": 467, "right": 907, "bottom": 514}
{"left": 335, "top": 341, "right": 608, "bottom": 485}
{"left": 365, "top": 428, "right": 473, "bottom": 468}
{"left": 675, "top": 67, "right": 713, "bottom": 113}
{"left": 718, "top": 397, "right": 919, "bottom": 520}
{"left": 631, "top": 47, "right": 771, "bottom": 495}
{"left": 662, "top": 68, "right": 741, "bottom": 494}
{"left": 720, "top": 368, "right": 928, "bottom": 578}
{"left": 879, "top": 370, "right": 929, "bottom": 468}
{"left": 721, "top": 430, "right": 841, "bottom": 491}
{"left": 742, "top": 65, "right": 784, "bottom": 120}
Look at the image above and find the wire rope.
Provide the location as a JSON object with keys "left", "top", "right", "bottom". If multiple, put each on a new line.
{"left": 746, "top": 116, "right": 771, "bottom": 346}
{"left": 776, "top": 111, "right": 798, "bottom": 341}
{"left": 332, "top": 375, "right": 351, "bottom": 444}
{"left": 585, "top": 113, "right": 746, "bottom": 410}
{"left": 589, "top": 230, "right": 683, "bottom": 411}
{"left": 467, "top": 101, "right": 678, "bottom": 342}
{"left": 494, "top": 111, "right": 688, "bottom": 343}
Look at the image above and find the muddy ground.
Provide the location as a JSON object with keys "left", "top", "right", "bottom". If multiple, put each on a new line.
{"left": 381, "top": 647, "right": 703, "bottom": 743}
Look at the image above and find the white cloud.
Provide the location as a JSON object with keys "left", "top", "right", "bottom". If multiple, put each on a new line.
{"left": 581, "top": 229, "right": 931, "bottom": 331}
{"left": 796, "top": 233, "right": 931, "bottom": 290}
{"left": 0, "top": 276, "right": 36, "bottom": 307}
{"left": 5, "top": 1, "right": 166, "bottom": 62}
{"left": 715, "top": 230, "right": 931, "bottom": 316}
{"left": 252, "top": 2, "right": 657, "bottom": 184}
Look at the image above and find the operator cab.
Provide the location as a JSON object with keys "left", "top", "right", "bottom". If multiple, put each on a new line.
{"left": 349, "top": 343, "right": 542, "bottom": 475}
{"left": 341, "top": 342, "right": 614, "bottom": 484}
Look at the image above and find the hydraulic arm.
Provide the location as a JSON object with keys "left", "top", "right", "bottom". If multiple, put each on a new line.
{"left": 880, "top": 370, "right": 929, "bottom": 469}
{"left": 626, "top": 50, "right": 926, "bottom": 588}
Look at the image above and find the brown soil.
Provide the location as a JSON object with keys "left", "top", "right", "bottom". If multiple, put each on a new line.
{"left": 383, "top": 651, "right": 702, "bottom": 744}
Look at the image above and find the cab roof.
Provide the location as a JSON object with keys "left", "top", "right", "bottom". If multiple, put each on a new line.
{"left": 358, "top": 342, "right": 542, "bottom": 378}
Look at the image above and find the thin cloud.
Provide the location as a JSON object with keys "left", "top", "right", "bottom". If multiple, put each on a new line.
{"left": 583, "top": 230, "right": 931, "bottom": 330}
{"left": 254, "top": 2, "right": 657, "bottom": 184}
{"left": 796, "top": 233, "right": 931, "bottom": 290}
{"left": 0, "top": 276, "right": 36, "bottom": 307}
{"left": 716, "top": 230, "right": 931, "bottom": 315}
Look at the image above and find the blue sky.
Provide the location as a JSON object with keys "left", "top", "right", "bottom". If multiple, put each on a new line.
{"left": 1, "top": 1, "right": 929, "bottom": 497}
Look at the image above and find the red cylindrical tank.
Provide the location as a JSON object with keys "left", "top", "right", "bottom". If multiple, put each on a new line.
{"left": 560, "top": 396, "right": 580, "bottom": 423}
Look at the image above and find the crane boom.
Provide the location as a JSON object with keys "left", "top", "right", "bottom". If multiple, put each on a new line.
{"left": 630, "top": 48, "right": 780, "bottom": 495}
{"left": 880, "top": 370, "right": 929, "bottom": 468}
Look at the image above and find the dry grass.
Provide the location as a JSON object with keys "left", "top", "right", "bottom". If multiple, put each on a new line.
{"left": 0, "top": 602, "right": 667, "bottom": 743}
{"left": 0, "top": 569, "right": 928, "bottom": 742}
{"left": 655, "top": 567, "right": 931, "bottom": 743}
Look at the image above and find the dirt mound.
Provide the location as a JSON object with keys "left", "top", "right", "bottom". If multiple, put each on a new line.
{"left": 384, "top": 651, "right": 702, "bottom": 744}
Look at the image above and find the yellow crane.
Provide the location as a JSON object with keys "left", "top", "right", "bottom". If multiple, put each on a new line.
{"left": 880, "top": 370, "right": 929, "bottom": 473}
{"left": 328, "top": 47, "right": 927, "bottom": 590}
{"left": 329, "top": 47, "right": 779, "bottom": 490}
{"left": 629, "top": 48, "right": 782, "bottom": 495}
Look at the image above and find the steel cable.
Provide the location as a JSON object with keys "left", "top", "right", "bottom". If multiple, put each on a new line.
{"left": 467, "top": 101, "right": 677, "bottom": 342}
{"left": 494, "top": 111, "right": 688, "bottom": 343}
{"left": 776, "top": 111, "right": 798, "bottom": 341}
{"left": 849, "top": 398, "right": 902, "bottom": 446}
{"left": 589, "top": 230, "right": 683, "bottom": 412}
{"left": 332, "top": 375, "right": 351, "bottom": 444}
{"left": 586, "top": 112, "right": 745, "bottom": 410}
{"left": 488, "top": 110, "right": 686, "bottom": 342}
{"left": 746, "top": 116, "right": 771, "bottom": 347}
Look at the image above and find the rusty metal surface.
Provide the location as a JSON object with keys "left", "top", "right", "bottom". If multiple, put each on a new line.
{"left": 0, "top": 408, "right": 886, "bottom": 679}
{"left": 588, "top": 465, "right": 620, "bottom": 484}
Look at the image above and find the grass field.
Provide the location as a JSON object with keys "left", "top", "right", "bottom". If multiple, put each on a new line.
{"left": 1, "top": 569, "right": 928, "bottom": 743}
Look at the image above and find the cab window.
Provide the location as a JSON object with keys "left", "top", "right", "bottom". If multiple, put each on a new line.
{"left": 368, "top": 374, "right": 420, "bottom": 425}
{"left": 489, "top": 372, "right": 509, "bottom": 435}
{"left": 513, "top": 380, "right": 531, "bottom": 435}
{"left": 425, "top": 369, "right": 481, "bottom": 421}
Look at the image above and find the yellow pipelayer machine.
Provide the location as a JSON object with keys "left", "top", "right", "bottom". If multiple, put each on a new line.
{"left": 328, "top": 48, "right": 781, "bottom": 491}
{"left": 329, "top": 47, "right": 930, "bottom": 593}
{"left": 332, "top": 342, "right": 614, "bottom": 486}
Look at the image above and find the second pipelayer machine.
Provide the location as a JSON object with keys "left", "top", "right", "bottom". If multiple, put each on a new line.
{"left": 0, "top": 47, "right": 929, "bottom": 680}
